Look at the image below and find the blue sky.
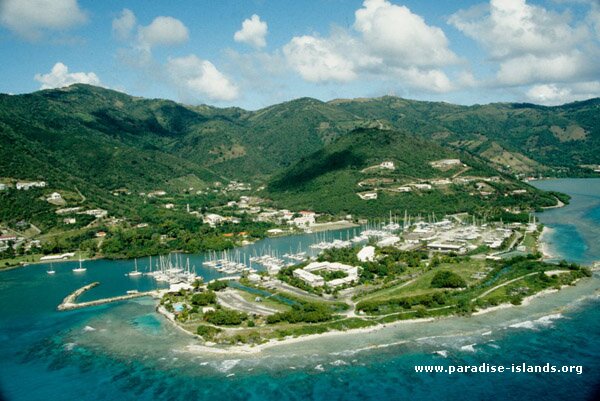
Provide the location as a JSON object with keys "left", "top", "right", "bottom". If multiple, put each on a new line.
{"left": 1, "top": 0, "right": 599, "bottom": 109}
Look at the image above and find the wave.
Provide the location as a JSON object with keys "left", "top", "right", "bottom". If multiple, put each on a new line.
{"left": 216, "top": 359, "right": 241, "bottom": 372}
{"left": 460, "top": 344, "right": 476, "bottom": 353}
{"left": 509, "top": 313, "right": 564, "bottom": 330}
{"left": 433, "top": 350, "right": 448, "bottom": 358}
{"left": 329, "top": 340, "right": 408, "bottom": 357}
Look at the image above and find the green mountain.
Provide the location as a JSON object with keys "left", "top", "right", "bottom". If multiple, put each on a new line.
{"left": 266, "top": 128, "right": 560, "bottom": 218}
{"left": 0, "top": 84, "right": 597, "bottom": 223}
{"left": 329, "top": 96, "right": 600, "bottom": 175}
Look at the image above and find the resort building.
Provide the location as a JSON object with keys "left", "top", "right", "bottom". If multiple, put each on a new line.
{"left": 16, "top": 181, "right": 46, "bottom": 190}
{"left": 203, "top": 213, "right": 225, "bottom": 227}
{"left": 427, "top": 242, "right": 466, "bottom": 254}
{"left": 293, "top": 268, "right": 325, "bottom": 287}
{"left": 293, "top": 261, "right": 359, "bottom": 288}
{"left": 46, "top": 192, "right": 62, "bottom": 202}
{"left": 358, "top": 191, "right": 378, "bottom": 200}
{"left": 379, "top": 161, "right": 395, "bottom": 170}
{"left": 357, "top": 246, "right": 375, "bottom": 262}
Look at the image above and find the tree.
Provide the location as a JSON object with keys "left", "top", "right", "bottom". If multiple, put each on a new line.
{"left": 191, "top": 291, "right": 216, "bottom": 306}
{"left": 430, "top": 270, "right": 466, "bottom": 288}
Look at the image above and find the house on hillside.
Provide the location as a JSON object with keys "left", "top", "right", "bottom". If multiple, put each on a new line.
{"left": 16, "top": 181, "right": 46, "bottom": 190}
{"left": 358, "top": 192, "right": 378, "bottom": 200}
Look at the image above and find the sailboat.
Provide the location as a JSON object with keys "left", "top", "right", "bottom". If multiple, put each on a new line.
{"left": 46, "top": 263, "right": 55, "bottom": 274}
{"left": 128, "top": 258, "right": 142, "bottom": 277}
{"left": 72, "top": 256, "right": 86, "bottom": 273}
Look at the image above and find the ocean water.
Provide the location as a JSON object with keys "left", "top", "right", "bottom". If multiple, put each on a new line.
{"left": 1, "top": 179, "right": 600, "bottom": 400}
{"left": 531, "top": 178, "right": 600, "bottom": 264}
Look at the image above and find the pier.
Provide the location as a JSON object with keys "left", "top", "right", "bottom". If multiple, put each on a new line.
{"left": 57, "top": 282, "right": 157, "bottom": 311}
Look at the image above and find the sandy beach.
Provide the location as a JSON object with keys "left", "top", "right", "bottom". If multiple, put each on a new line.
{"left": 183, "top": 317, "right": 435, "bottom": 355}
{"left": 539, "top": 226, "right": 558, "bottom": 259}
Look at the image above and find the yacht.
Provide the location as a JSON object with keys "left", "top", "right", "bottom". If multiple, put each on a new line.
{"left": 46, "top": 263, "right": 56, "bottom": 274}
{"left": 128, "top": 259, "right": 142, "bottom": 277}
{"left": 72, "top": 257, "right": 86, "bottom": 273}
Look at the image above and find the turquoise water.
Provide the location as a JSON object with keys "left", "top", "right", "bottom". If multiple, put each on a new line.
{"left": 1, "top": 180, "right": 600, "bottom": 400}
{"left": 531, "top": 178, "right": 600, "bottom": 264}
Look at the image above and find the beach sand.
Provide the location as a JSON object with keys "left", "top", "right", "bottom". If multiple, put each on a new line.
{"left": 539, "top": 226, "right": 558, "bottom": 259}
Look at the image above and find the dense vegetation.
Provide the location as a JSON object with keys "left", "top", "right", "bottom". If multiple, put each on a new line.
{"left": 266, "top": 128, "right": 564, "bottom": 217}
{"left": 430, "top": 270, "right": 467, "bottom": 288}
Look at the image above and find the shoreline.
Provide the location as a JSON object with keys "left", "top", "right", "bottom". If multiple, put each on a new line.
{"left": 158, "top": 279, "right": 588, "bottom": 355}
{"left": 539, "top": 226, "right": 559, "bottom": 260}
{"left": 0, "top": 222, "right": 359, "bottom": 273}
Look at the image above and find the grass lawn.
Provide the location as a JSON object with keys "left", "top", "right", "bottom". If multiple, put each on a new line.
{"left": 357, "top": 259, "right": 488, "bottom": 301}
{"left": 234, "top": 288, "right": 292, "bottom": 312}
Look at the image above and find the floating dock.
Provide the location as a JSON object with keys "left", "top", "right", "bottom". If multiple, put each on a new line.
{"left": 57, "top": 282, "right": 156, "bottom": 311}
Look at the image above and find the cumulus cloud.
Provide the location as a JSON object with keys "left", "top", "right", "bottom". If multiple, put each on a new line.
{"left": 112, "top": 9, "right": 136, "bottom": 41}
{"left": 137, "top": 16, "right": 189, "bottom": 50}
{"left": 34, "top": 62, "right": 101, "bottom": 89}
{"left": 282, "top": 0, "right": 458, "bottom": 92}
{"left": 496, "top": 52, "right": 595, "bottom": 86}
{"left": 166, "top": 55, "right": 239, "bottom": 101}
{"left": 0, "top": 0, "right": 87, "bottom": 40}
{"left": 526, "top": 82, "right": 600, "bottom": 105}
{"left": 354, "top": 0, "right": 458, "bottom": 67}
{"left": 449, "top": 0, "right": 589, "bottom": 60}
{"left": 449, "top": 0, "right": 599, "bottom": 86}
{"left": 283, "top": 34, "right": 358, "bottom": 82}
{"left": 234, "top": 14, "right": 268, "bottom": 48}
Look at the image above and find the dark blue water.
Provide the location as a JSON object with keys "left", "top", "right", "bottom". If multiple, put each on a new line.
{"left": 1, "top": 180, "right": 600, "bottom": 401}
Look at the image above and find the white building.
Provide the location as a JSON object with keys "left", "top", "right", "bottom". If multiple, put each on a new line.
{"left": 430, "top": 159, "right": 462, "bottom": 168}
{"left": 413, "top": 184, "right": 432, "bottom": 190}
{"left": 79, "top": 209, "right": 108, "bottom": 218}
{"left": 16, "top": 181, "right": 46, "bottom": 190}
{"left": 380, "top": 161, "right": 395, "bottom": 170}
{"left": 63, "top": 217, "right": 76, "bottom": 225}
{"left": 427, "top": 242, "right": 466, "bottom": 254}
{"left": 47, "top": 192, "right": 62, "bottom": 201}
{"left": 0, "top": 183, "right": 6, "bottom": 191}
{"left": 164, "top": 203, "right": 175, "bottom": 209}
{"left": 357, "top": 246, "right": 375, "bottom": 262}
{"left": 396, "top": 186, "right": 412, "bottom": 192}
{"left": 147, "top": 190, "right": 167, "bottom": 197}
{"left": 293, "top": 261, "right": 359, "bottom": 288}
{"left": 358, "top": 192, "right": 378, "bottom": 200}
{"left": 377, "top": 236, "right": 400, "bottom": 247}
{"left": 293, "top": 268, "right": 325, "bottom": 287}
{"left": 291, "top": 210, "right": 316, "bottom": 227}
{"left": 203, "top": 213, "right": 224, "bottom": 227}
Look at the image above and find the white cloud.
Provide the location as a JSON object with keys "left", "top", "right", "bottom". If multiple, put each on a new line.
{"left": 34, "top": 62, "right": 101, "bottom": 89}
{"left": 0, "top": 0, "right": 87, "bottom": 40}
{"left": 449, "top": 0, "right": 600, "bottom": 105}
{"left": 137, "top": 16, "right": 189, "bottom": 50}
{"left": 354, "top": 0, "right": 458, "bottom": 68}
{"left": 526, "top": 82, "right": 600, "bottom": 105}
{"left": 282, "top": 0, "right": 459, "bottom": 92}
{"left": 496, "top": 51, "right": 595, "bottom": 86}
{"left": 234, "top": 14, "right": 268, "bottom": 48}
{"left": 448, "top": 0, "right": 600, "bottom": 87}
{"left": 112, "top": 9, "right": 136, "bottom": 41}
{"left": 166, "top": 55, "right": 239, "bottom": 101}
{"left": 283, "top": 35, "right": 358, "bottom": 82}
{"left": 449, "top": 0, "right": 589, "bottom": 60}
